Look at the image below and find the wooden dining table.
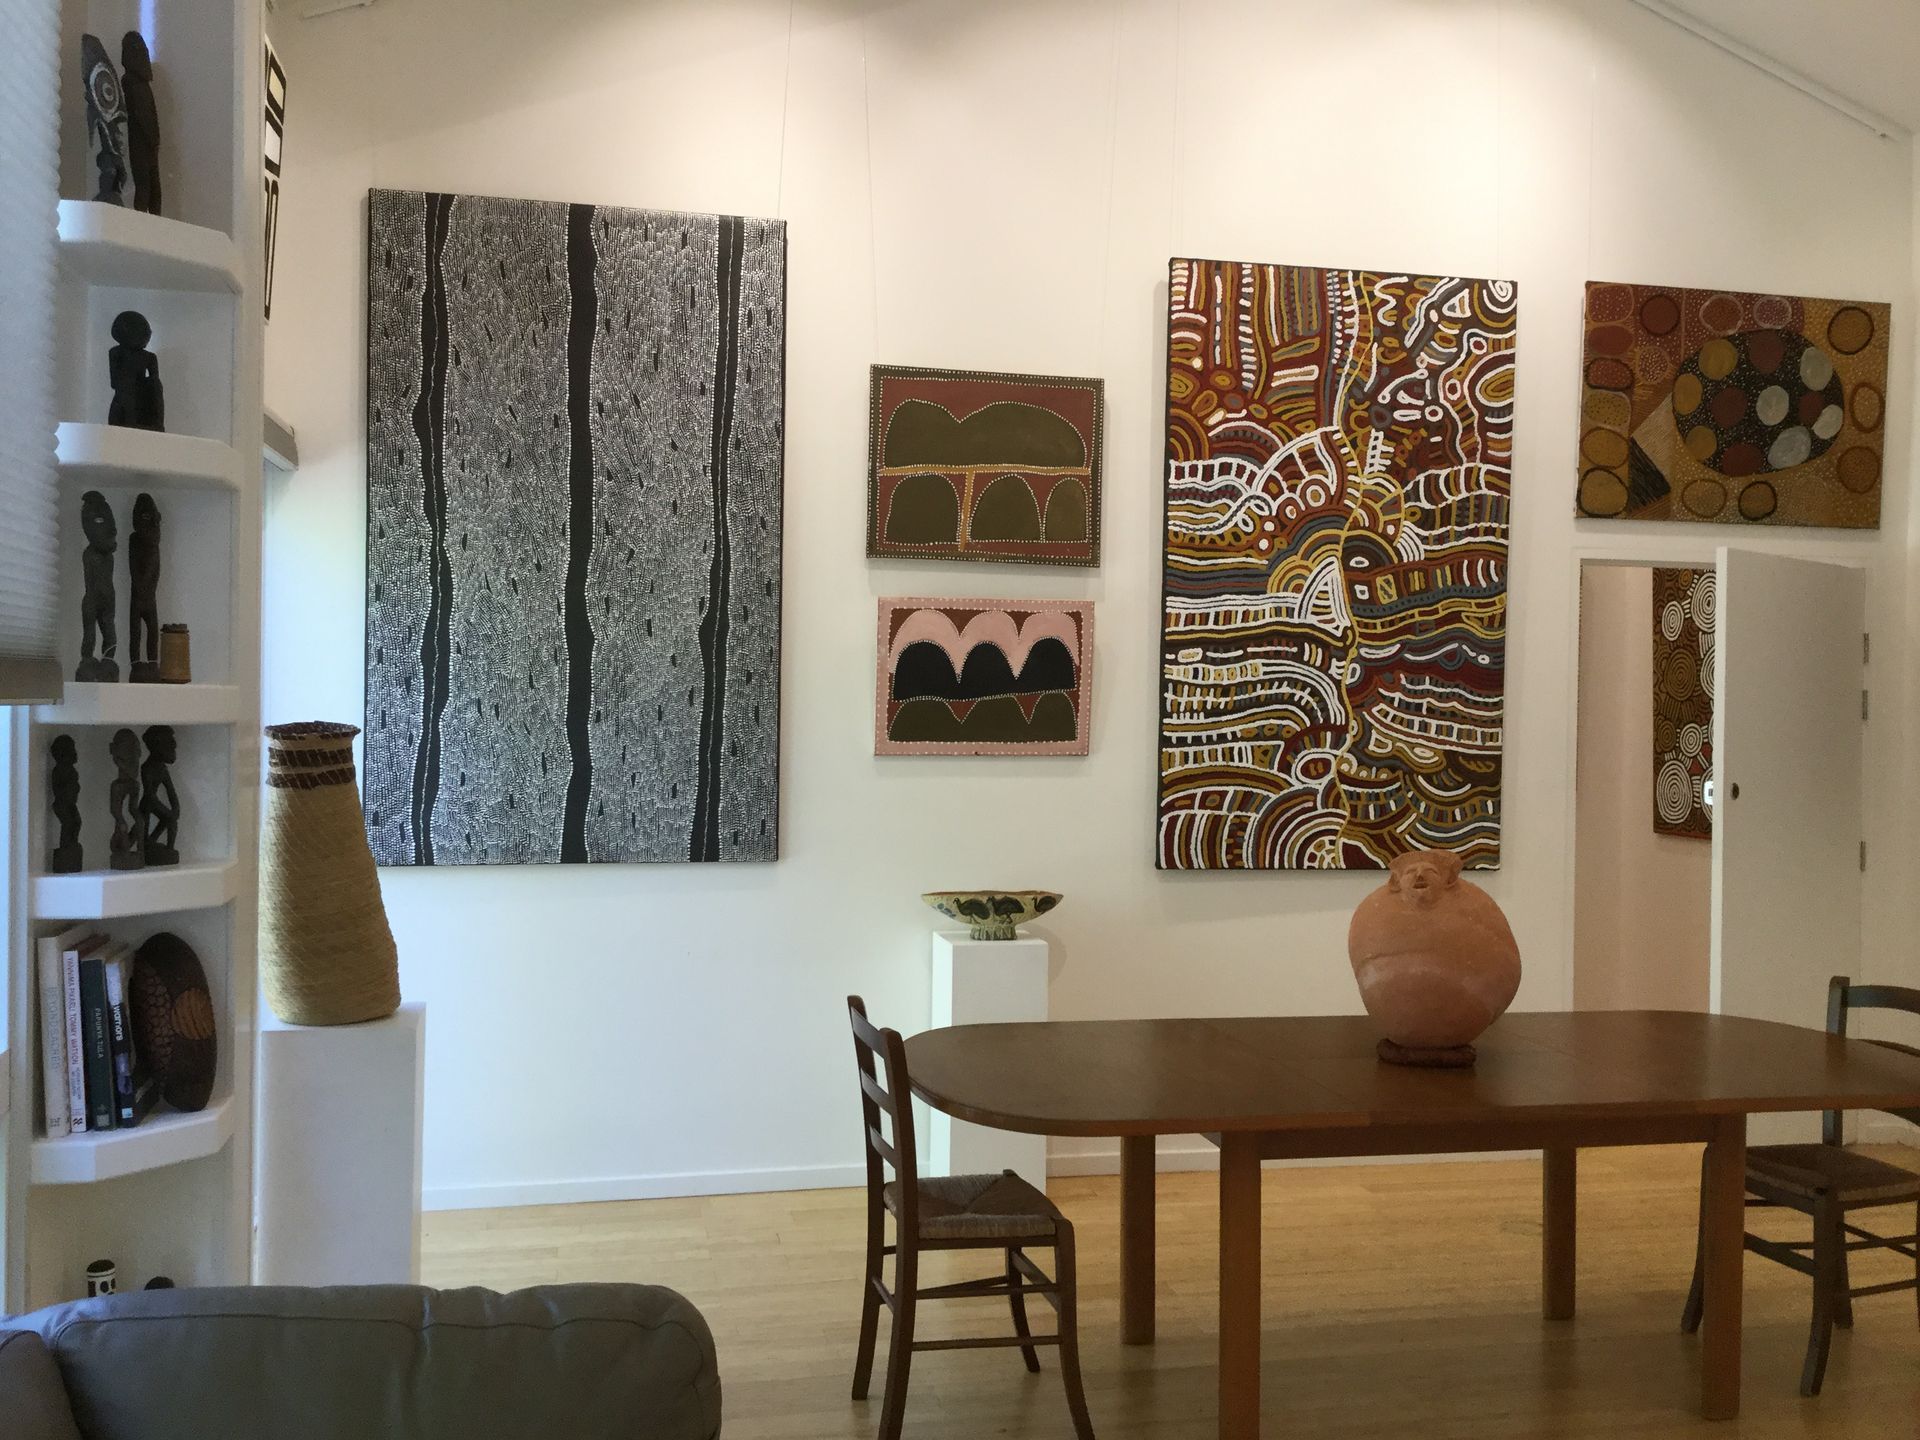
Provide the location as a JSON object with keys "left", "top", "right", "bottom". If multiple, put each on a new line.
{"left": 905, "top": 1010, "right": 1920, "bottom": 1438}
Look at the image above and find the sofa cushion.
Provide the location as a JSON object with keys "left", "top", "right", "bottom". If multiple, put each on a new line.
{"left": 0, "top": 1329, "right": 84, "bottom": 1440}
{"left": 16, "top": 1283, "right": 719, "bottom": 1440}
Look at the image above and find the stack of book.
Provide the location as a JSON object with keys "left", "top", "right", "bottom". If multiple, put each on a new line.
{"left": 35, "top": 924, "right": 162, "bottom": 1138}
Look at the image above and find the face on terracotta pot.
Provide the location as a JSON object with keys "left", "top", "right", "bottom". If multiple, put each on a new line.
{"left": 1387, "top": 850, "right": 1463, "bottom": 909}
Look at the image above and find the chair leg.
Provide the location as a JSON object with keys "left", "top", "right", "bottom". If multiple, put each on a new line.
{"left": 1053, "top": 1224, "right": 1097, "bottom": 1440}
{"left": 851, "top": 1203, "right": 885, "bottom": 1400}
{"left": 1007, "top": 1247, "right": 1041, "bottom": 1373}
{"left": 876, "top": 1243, "right": 917, "bottom": 1440}
{"left": 1681, "top": 1149, "right": 1708, "bottom": 1334}
{"left": 1834, "top": 1217, "right": 1855, "bottom": 1330}
{"left": 1801, "top": 1195, "right": 1842, "bottom": 1397}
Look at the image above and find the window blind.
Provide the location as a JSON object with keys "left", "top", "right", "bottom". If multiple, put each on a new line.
{"left": 0, "top": 0, "right": 62, "bottom": 703}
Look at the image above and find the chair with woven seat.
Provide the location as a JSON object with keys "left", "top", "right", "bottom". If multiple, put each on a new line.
{"left": 846, "top": 996, "right": 1095, "bottom": 1440}
{"left": 1682, "top": 977, "right": 1920, "bottom": 1395}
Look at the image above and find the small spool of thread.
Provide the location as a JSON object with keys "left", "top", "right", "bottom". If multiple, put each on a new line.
{"left": 158, "top": 623, "right": 191, "bottom": 683}
{"left": 85, "top": 1258, "right": 117, "bottom": 1297}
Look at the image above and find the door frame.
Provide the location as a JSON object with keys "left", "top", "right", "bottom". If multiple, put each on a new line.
{"left": 1558, "top": 539, "right": 1871, "bottom": 1018}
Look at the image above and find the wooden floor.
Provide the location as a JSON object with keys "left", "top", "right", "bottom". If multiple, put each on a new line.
{"left": 422, "top": 1144, "right": 1920, "bottom": 1438}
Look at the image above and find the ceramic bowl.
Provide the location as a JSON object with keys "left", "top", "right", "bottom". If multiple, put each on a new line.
{"left": 922, "top": 889, "right": 1062, "bottom": 941}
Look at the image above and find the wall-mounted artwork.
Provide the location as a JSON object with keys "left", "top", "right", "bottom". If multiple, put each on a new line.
{"left": 875, "top": 598, "right": 1092, "bottom": 755}
{"left": 866, "top": 366, "right": 1102, "bottom": 567}
{"left": 1652, "top": 567, "right": 1714, "bottom": 839}
{"left": 1577, "top": 281, "right": 1888, "bottom": 528}
{"left": 364, "top": 188, "right": 786, "bottom": 865}
{"left": 1158, "top": 258, "right": 1516, "bottom": 871}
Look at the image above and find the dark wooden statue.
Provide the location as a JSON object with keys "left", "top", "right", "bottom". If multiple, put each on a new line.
{"left": 108, "top": 312, "right": 164, "bottom": 431}
{"left": 76, "top": 490, "right": 119, "bottom": 682}
{"left": 49, "top": 735, "right": 83, "bottom": 874}
{"left": 120, "top": 32, "right": 160, "bottom": 215}
{"left": 108, "top": 728, "right": 144, "bottom": 871}
{"left": 139, "top": 725, "right": 180, "bottom": 866}
{"left": 80, "top": 34, "right": 128, "bottom": 205}
{"left": 128, "top": 493, "right": 162, "bottom": 682}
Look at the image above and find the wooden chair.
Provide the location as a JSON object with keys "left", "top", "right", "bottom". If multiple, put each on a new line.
{"left": 1682, "top": 977, "right": 1920, "bottom": 1395}
{"left": 846, "top": 996, "right": 1095, "bottom": 1440}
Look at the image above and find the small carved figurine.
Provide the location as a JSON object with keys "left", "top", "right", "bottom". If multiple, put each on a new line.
{"left": 49, "top": 735, "right": 83, "bottom": 874}
{"left": 120, "top": 32, "right": 160, "bottom": 216}
{"left": 139, "top": 725, "right": 180, "bottom": 866}
{"left": 76, "top": 490, "right": 119, "bottom": 682}
{"left": 128, "top": 493, "right": 162, "bottom": 682}
{"left": 80, "top": 34, "right": 128, "bottom": 205}
{"left": 108, "top": 312, "right": 164, "bottom": 431}
{"left": 108, "top": 728, "right": 144, "bottom": 871}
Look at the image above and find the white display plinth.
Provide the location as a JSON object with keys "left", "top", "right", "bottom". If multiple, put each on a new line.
{"left": 254, "top": 1002, "right": 425, "bottom": 1285}
{"left": 928, "top": 930, "right": 1048, "bottom": 1192}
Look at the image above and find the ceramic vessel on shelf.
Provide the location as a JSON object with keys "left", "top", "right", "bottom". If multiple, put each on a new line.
{"left": 1347, "top": 850, "right": 1520, "bottom": 1067}
{"left": 923, "top": 890, "right": 1062, "bottom": 942}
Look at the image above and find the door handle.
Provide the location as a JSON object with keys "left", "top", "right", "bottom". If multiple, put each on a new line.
{"left": 1728, "top": 781, "right": 1740, "bottom": 801}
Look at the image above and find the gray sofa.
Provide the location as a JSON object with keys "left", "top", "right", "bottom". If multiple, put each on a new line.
{"left": 0, "top": 1283, "right": 720, "bottom": 1439}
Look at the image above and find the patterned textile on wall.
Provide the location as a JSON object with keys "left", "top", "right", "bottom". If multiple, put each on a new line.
{"left": 866, "top": 365, "right": 1103, "bottom": 567}
{"left": 364, "top": 189, "right": 786, "bottom": 865}
{"left": 1577, "top": 282, "right": 1889, "bottom": 529}
{"left": 1652, "top": 567, "right": 1714, "bottom": 839}
{"left": 875, "top": 598, "right": 1092, "bottom": 756}
{"left": 1158, "top": 259, "right": 1515, "bottom": 871}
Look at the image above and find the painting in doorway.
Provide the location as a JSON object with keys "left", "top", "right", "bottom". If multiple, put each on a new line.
{"left": 1577, "top": 282, "right": 1889, "bottom": 528}
{"left": 866, "top": 365, "right": 1103, "bottom": 566}
{"left": 875, "top": 598, "right": 1092, "bottom": 755}
{"left": 364, "top": 188, "right": 786, "bottom": 865}
{"left": 1158, "top": 259, "right": 1515, "bottom": 871}
{"left": 1652, "top": 567, "right": 1714, "bottom": 839}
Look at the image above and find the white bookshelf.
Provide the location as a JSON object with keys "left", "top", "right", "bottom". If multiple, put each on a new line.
{"left": 31, "top": 1099, "right": 235, "bottom": 1186}
{"left": 4, "top": 0, "right": 264, "bottom": 1312}
{"left": 56, "top": 200, "right": 243, "bottom": 294}
{"left": 35, "top": 683, "right": 245, "bottom": 728}
{"left": 31, "top": 860, "right": 241, "bottom": 921}
{"left": 56, "top": 423, "right": 245, "bottom": 493}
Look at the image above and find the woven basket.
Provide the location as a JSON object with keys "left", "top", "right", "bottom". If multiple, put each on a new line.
{"left": 260, "top": 722, "right": 400, "bottom": 1026}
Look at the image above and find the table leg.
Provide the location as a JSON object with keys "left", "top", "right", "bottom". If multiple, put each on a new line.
{"left": 1218, "top": 1132, "right": 1261, "bottom": 1440}
{"left": 1700, "top": 1114, "right": 1747, "bottom": 1420}
{"left": 1543, "top": 1147, "right": 1576, "bottom": 1320}
{"left": 1121, "top": 1135, "right": 1156, "bottom": 1345}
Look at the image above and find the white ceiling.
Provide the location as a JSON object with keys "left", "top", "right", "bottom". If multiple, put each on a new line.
{"left": 1662, "top": 0, "right": 1920, "bottom": 133}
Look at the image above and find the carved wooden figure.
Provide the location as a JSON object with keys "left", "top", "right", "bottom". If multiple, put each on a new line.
{"left": 108, "top": 728, "right": 144, "bottom": 871}
{"left": 120, "top": 32, "right": 161, "bottom": 215}
{"left": 76, "top": 490, "right": 119, "bottom": 682}
{"left": 139, "top": 725, "right": 180, "bottom": 866}
{"left": 80, "top": 34, "right": 128, "bottom": 205}
{"left": 49, "top": 735, "right": 83, "bottom": 874}
{"left": 108, "top": 311, "right": 164, "bottom": 431}
{"left": 128, "top": 493, "right": 162, "bottom": 682}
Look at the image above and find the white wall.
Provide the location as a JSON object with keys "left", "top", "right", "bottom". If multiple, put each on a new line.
{"left": 260, "top": 0, "right": 1918, "bottom": 1208}
{"left": 1572, "top": 566, "right": 1710, "bottom": 1014}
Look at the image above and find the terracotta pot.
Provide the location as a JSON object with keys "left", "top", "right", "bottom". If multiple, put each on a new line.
{"left": 1347, "top": 851, "right": 1520, "bottom": 1062}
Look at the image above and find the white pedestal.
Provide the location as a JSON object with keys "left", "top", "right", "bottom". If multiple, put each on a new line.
{"left": 253, "top": 1002, "right": 425, "bottom": 1285}
{"left": 928, "top": 930, "right": 1048, "bottom": 1192}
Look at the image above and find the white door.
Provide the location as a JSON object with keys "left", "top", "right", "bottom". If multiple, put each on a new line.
{"left": 1711, "top": 548, "right": 1865, "bottom": 1144}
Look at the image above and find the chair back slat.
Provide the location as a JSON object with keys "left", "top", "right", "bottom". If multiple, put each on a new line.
{"left": 848, "top": 996, "right": 918, "bottom": 1233}
{"left": 1825, "top": 976, "right": 1920, "bottom": 1144}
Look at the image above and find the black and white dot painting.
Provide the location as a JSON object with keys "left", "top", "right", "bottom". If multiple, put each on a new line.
{"left": 364, "top": 188, "right": 785, "bottom": 865}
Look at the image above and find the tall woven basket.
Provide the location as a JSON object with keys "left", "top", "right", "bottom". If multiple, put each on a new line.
{"left": 260, "top": 722, "right": 400, "bottom": 1026}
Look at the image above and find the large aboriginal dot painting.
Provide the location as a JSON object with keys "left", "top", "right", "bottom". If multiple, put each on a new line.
{"left": 1577, "top": 282, "right": 1889, "bottom": 529}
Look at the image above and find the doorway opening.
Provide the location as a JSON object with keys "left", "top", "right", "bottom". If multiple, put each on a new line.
{"left": 1572, "top": 561, "right": 1715, "bottom": 1013}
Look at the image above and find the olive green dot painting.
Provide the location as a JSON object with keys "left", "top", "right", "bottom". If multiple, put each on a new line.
{"left": 867, "top": 365, "right": 1103, "bottom": 567}
{"left": 1578, "top": 281, "right": 1889, "bottom": 529}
